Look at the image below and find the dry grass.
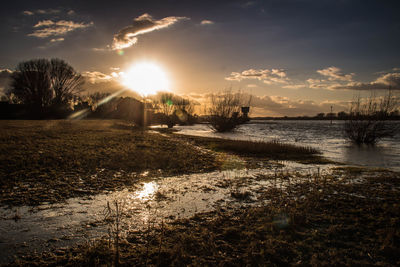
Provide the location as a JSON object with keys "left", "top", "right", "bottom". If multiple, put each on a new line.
{"left": 0, "top": 120, "right": 220, "bottom": 206}
{"left": 173, "top": 134, "right": 327, "bottom": 163}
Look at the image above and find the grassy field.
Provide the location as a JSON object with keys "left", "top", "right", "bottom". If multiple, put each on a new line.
{"left": 10, "top": 168, "right": 400, "bottom": 266}
{"left": 0, "top": 120, "right": 220, "bottom": 206}
{"left": 0, "top": 120, "right": 324, "bottom": 206}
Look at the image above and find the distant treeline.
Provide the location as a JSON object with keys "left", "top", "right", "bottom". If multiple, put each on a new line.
{"left": 252, "top": 111, "right": 400, "bottom": 121}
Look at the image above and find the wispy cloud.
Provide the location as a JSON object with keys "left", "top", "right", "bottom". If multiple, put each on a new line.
{"left": 50, "top": 38, "right": 65, "bottom": 43}
{"left": 28, "top": 20, "right": 94, "bottom": 38}
{"left": 282, "top": 84, "right": 306, "bottom": 89}
{"left": 22, "top": 10, "right": 34, "bottom": 16}
{"left": 112, "top": 13, "right": 189, "bottom": 50}
{"left": 200, "top": 20, "right": 214, "bottom": 25}
{"left": 225, "top": 68, "right": 288, "bottom": 84}
{"left": 317, "top": 66, "right": 354, "bottom": 81}
{"left": 83, "top": 71, "right": 114, "bottom": 83}
{"left": 23, "top": 9, "right": 62, "bottom": 16}
{"left": 37, "top": 9, "right": 61, "bottom": 15}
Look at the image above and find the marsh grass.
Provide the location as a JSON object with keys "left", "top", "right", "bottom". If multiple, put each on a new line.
{"left": 0, "top": 120, "right": 220, "bottom": 206}
{"left": 173, "top": 135, "right": 325, "bottom": 163}
{"left": 11, "top": 170, "right": 400, "bottom": 266}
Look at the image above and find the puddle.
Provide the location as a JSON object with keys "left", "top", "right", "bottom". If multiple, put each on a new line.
{"left": 0, "top": 162, "right": 341, "bottom": 263}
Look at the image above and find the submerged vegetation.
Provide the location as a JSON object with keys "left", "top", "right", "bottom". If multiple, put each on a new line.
{"left": 173, "top": 134, "right": 326, "bottom": 163}
{"left": 344, "top": 90, "right": 399, "bottom": 145}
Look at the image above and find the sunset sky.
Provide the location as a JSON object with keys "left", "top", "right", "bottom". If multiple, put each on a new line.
{"left": 1, "top": 0, "right": 400, "bottom": 116}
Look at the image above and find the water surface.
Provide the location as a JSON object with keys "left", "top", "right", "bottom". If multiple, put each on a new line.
{"left": 174, "top": 120, "right": 400, "bottom": 171}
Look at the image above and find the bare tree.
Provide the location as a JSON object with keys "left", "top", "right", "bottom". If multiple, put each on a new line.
{"left": 9, "top": 58, "right": 83, "bottom": 116}
{"left": 10, "top": 59, "right": 53, "bottom": 111}
{"left": 344, "top": 90, "right": 399, "bottom": 145}
{"left": 155, "top": 93, "right": 177, "bottom": 128}
{"left": 173, "top": 97, "right": 196, "bottom": 125}
{"left": 49, "top": 58, "right": 83, "bottom": 106}
{"left": 207, "top": 90, "right": 250, "bottom": 132}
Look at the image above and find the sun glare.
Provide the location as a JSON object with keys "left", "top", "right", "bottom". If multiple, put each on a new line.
{"left": 122, "top": 62, "right": 170, "bottom": 96}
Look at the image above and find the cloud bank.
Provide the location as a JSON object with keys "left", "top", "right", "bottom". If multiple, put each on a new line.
{"left": 112, "top": 13, "right": 189, "bottom": 50}
{"left": 333, "top": 72, "right": 400, "bottom": 90}
{"left": 189, "top": 92, "right": 348, "bottom": 117}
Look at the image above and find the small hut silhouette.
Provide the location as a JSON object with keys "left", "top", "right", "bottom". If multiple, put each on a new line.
{"left": 241, "top": 106, "right": 250, "bottom": 118}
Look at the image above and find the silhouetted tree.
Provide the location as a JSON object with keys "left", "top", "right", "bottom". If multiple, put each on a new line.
{"left": 174, "top": 97, "right": 196, "bottom": 125}
{"left": 207, "top": 90, "right": 251, "bottom": 132}
{"left": 155, "top": 93, "right": 178, "bottom": 128}
{"left": 9, "top": 58, "right": 83, "bottom": 117}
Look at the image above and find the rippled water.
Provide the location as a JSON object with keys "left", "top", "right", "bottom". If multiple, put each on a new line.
{"left": 174, "top": 120, "right": 400, "bottom": 171}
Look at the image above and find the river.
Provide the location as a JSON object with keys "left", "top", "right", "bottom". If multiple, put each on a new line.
{"left": 174, "top": 120, "right": 400, "bottom": 171}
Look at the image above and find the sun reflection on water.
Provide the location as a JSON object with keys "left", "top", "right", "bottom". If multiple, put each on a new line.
{"left": 136, "top": 182, "right": 158, "bottom": 200}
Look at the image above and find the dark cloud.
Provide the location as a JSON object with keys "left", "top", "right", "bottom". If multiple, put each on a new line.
{"left": 112, "top": 13, "right": 189, "bottom": 50}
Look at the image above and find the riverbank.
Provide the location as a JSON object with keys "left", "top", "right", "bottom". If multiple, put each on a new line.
{"left": 0, "top": 120, "right": 219, "bottom": 206}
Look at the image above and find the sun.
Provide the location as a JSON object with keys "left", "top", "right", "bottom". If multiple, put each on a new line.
{"left": 122, "top": 62, "right": 170, "bottom": 96}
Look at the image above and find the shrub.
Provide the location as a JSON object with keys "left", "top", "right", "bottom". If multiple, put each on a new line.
{"left": 344, "top": 91, "right": 399, "bottom": 145}
{"left": 207, "top": 90, "right": 250, "bottom": 132}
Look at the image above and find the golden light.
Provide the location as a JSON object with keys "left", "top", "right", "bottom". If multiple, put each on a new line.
{"left": 136, "top": 182, "right": 157, "bottom": 200}
{"left": 122, "top": 62, "right": 170, "bottom": 96}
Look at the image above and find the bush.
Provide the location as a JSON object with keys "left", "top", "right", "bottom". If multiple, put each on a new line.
{"left": 207, "top": 91, "right": 250, "bottom": 132}
{"left": 344, "top": 91, "right": 399, "bottom": 145}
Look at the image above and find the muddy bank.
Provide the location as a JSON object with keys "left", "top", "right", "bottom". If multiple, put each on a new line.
{"left": 7, "top": 167, "right": 400, "bottom": 266}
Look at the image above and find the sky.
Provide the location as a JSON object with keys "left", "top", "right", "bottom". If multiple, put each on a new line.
{"left": 0, "top": 0, "right": 400, "bottom": 116}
